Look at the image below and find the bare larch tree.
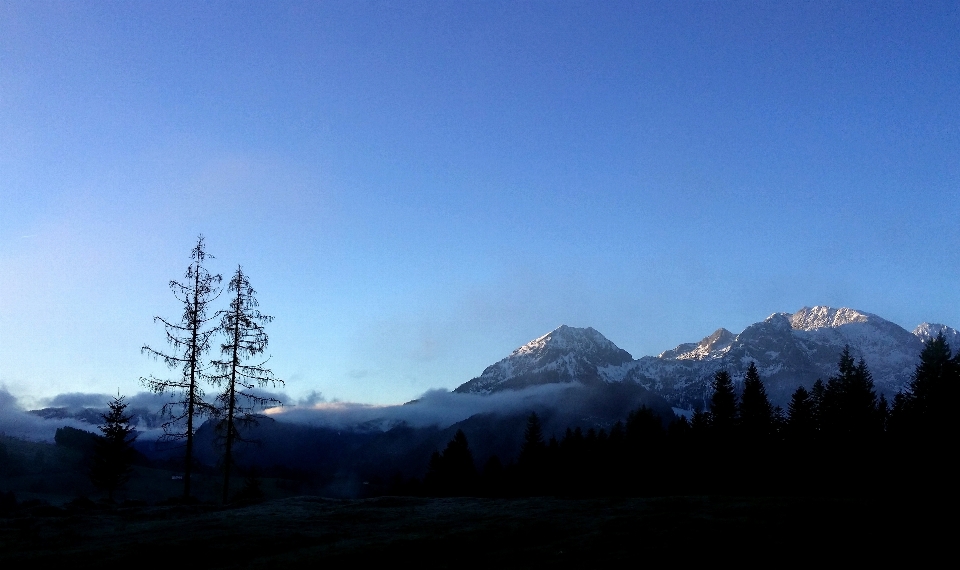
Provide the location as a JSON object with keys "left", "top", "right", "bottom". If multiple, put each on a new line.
{"left": 210, "top": 265, "right": 282, "bottom": 503}
{"left": 141, "top": 236, "right": 221, "bottom": 500}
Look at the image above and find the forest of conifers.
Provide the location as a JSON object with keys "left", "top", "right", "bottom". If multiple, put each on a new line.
{"left": 412, "top": 333, "right": 958, "bottom": 498}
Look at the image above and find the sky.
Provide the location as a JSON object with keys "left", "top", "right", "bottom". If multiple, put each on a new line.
{"left": 1, "top": 1, "right": 958, "bottom": 408}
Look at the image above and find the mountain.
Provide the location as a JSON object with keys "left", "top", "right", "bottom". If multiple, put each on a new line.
{"left": 454, "top": 306, "right": 960, "bottom": 409}
{"left": 453, "top": 325, "right": 634, "bottom": 394}
{"left": 628, "top": 306, "right": 936, "bottom": 409}
{"left": 912, "top": 322, "right": 960, "bottom": 348}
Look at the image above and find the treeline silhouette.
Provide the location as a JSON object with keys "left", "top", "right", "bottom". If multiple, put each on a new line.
{"left": 405, "top": 333, "right": 958, "bottom": 498}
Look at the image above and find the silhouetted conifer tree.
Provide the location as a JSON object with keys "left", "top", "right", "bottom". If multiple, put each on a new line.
{"left": 821, "top": 356, "right": 850, "bottom": 435}
{"left": 425, "top": 429, "right": 477, "bottom": 496}
{"left": 786, "top": 386, "right": 815, "bottom": 440}
{"left": 816, "top": 347, "right": 881, "bottom": 492}
{"left": 519, "top": 412, "right": 546, "bottom": 467}
{"left": 809, "top": 379, "right": 828, "bottom": 441}
{"left": 784, "top": 385, "right": 817, "bottom": 488}
{"left": 891, "top": 333, "right": 958, "bottom": 491}
{"left": 705, "top": 370, "right": 739, "bottom": 492}
{"left": 141, "top": 236, "right": 221, "bottom": 499}
{"left": 889, "top": 391, "right": 908, "bottom": 434}
{"left": 90, "top": 395, "right": 137, "bottom": 501}
{"left": 848, "top": 358, "right": 879, "bottom": 436}
{"left": 690, "top": 409, "right": 712, "bottom": 434}
{"left": 709, "top": 370, "right": 738, "bottom": 433}
{"left": 771, "top": 405, "right": 786, "bottom": 439}
{"left": 898, "top": 332, "right": 956, "bottom": 436}
{"left": 820, "top": 347, "right": 878, "bottom": 439}
{"left": 626, "top": 406, "right": 665, "bottom": 443}
{"left": 876, "top": 393, "right": 889, "bottom": 434}
{"left": 739, "top": 362, "right": 773, "bottom": 440}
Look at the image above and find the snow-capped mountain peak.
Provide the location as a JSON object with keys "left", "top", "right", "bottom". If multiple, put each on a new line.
{"left": 913, "top": 322, "right": 960, "bottom": 349}
{"left": 658, "top": 328, "right": 736, "bottom": 360}
{"left": 512, "top": 325, "right": 623, "bottom": 358}
{"left": 454, "top": 325, "right": 633, "bottom": 394}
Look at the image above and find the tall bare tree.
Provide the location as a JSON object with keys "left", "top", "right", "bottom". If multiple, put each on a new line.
{"left": 141, "top": 236, "right": 221, "bottom": 500}
{"left": 210, "top": 266, "right": 282, "bottom": 503}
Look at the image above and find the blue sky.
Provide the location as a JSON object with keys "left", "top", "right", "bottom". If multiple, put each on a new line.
{"left": 1, "top": 1, "right": 958, "bottom": 406}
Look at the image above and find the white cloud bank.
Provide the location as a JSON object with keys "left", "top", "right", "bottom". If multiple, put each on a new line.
{"left": 267, "top": 383, "right": 583, "bottom": 430}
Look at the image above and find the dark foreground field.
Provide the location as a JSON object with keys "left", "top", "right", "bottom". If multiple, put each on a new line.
{"left": 0, "top": 494, "right": 946, "bottom": 567}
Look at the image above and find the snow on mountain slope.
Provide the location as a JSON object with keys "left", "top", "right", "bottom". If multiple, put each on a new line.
{"left": 789, "top": 306, "right": 872, "bottom": 330}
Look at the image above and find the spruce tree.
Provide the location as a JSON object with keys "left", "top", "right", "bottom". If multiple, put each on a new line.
{"left": 820, "top": 347, "right": 854, "bottom": 436}
{"left": 425, "top": 429, "right": 476, "bottom": 496}
{"left": 690, "top": 409, "right": 712, "bottom": 433}
{"left": 209, "top": 266, "right": 283, "bottom": 504}
{"left": 517, "top": 412, "right": 550, "bottom": 492}
{"left": 625, "top": 405, "right": 665, "bottom": 444}
{"left": 739, "top": 362, "right": 773, "bottom": 440}
{"left": 443, "top": 430, "right": 476, "bottom": 488}
{"left": 519, "top": 412, "right": 546, "bottom": 465}
{"left": 900, "top": 331, "right": 955, "bottom": 436}
{"left": 876, "top": 393, "right": 889, "bottom": 434}
{"left": 709, "top": 370, "right": 738, "bottom": 433}
{"left": 888, "top": 391, "right": 908, "bottom": 435}
{"left": 784, "top": 385, "right": 817, "bottom": 489}
{"left": 771, "top": 406, "right": 786, "bottom": 440}
{"left": 141, "top": 236, "right": 221, "bottom": 500}
{"left": 887, "top": 335, "right": 960, "bottom": 491}
{"left": 90, "top": 395, "right": 137, "bottom": 501}
{"left": 786, "top": 386, "right": 815, "bottom": 440}
{"left": 848, "top": 358, "right": 879, "bottom": 437}
{"left": 819, "top": 346, "right": 877, "bottom": 438}
{"left": 810, "top": 379, "right": 826, "bottom": 434}
{"left": 701, "top": 370, "right": 738, "bottom": 492}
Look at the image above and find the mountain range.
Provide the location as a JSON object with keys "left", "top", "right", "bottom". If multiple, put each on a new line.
{"left": 455, "top": 306, "right": 959, "bottom": 410}
{"left": 21, "top": 304, "right": 958, "bottom": 487}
